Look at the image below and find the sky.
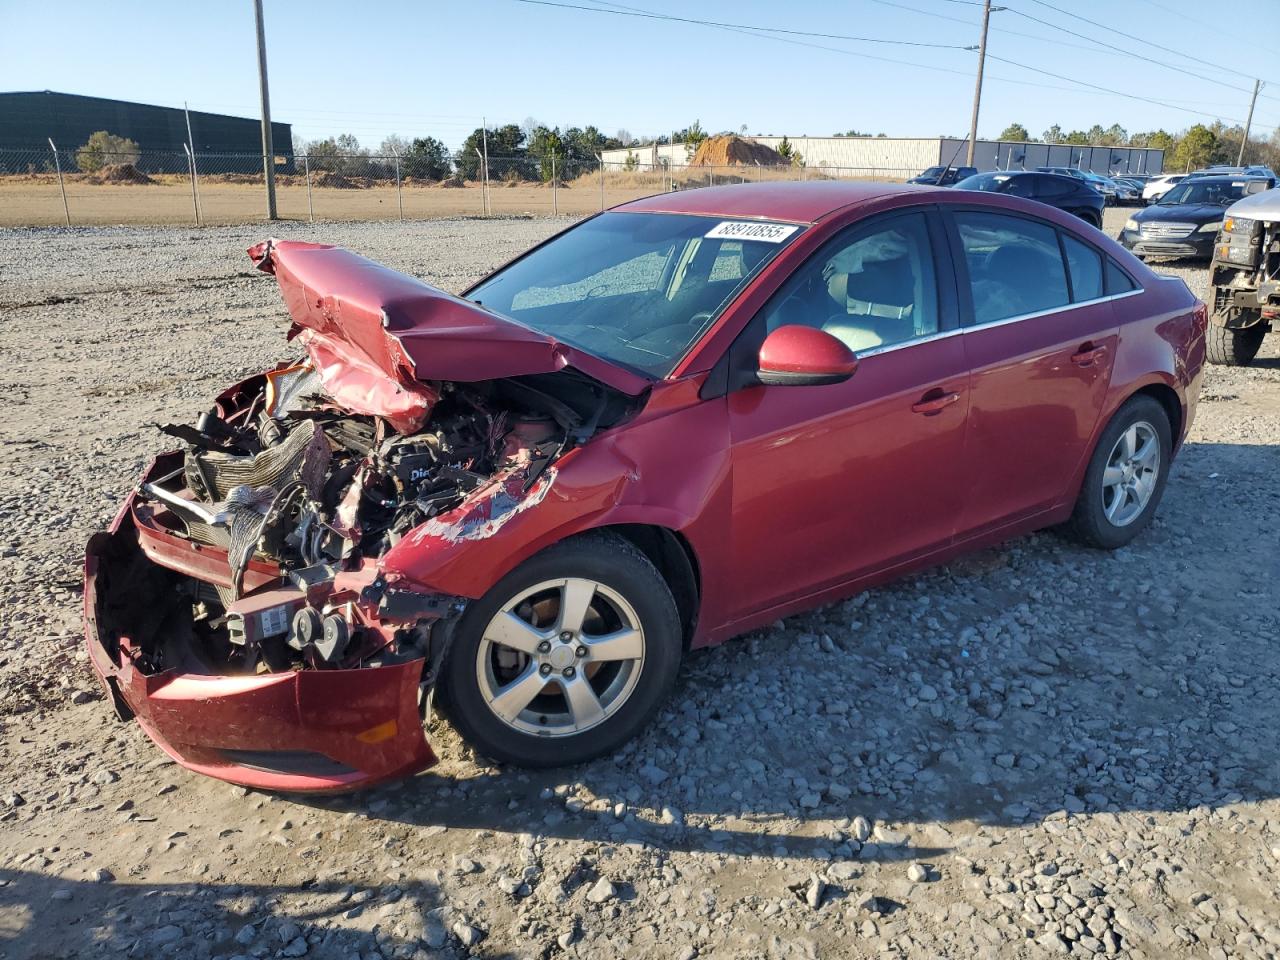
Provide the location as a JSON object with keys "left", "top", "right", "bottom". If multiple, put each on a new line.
{"left": 2, "top": 0, "right": 1277, "bottom": 153}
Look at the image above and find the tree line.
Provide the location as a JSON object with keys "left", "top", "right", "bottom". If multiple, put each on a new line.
{"left": 995, "top": 121, "right": 1280, "bottom": 171}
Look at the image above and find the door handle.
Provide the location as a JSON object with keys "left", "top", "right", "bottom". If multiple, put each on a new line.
{"left": 1071, "top": 342, "right": 1108, "bottom": 366}
{"left": 911, "top": 390, "right": 961, "bottom": 415}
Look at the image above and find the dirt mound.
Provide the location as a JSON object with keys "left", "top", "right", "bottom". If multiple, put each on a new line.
{"left": 437, "top": 175, "right": 465, "bottom": 188}
{"left": 89, "top": 164, "right": 154, "bottom": 185}
{"left": 312, "top": 171, "right": 359, "bottom": 189}
{"left": 204, "top": 172, "right": 263, "bottom": 186}
{"left": 688, "top": 136, "right": 782, "bottom": 167}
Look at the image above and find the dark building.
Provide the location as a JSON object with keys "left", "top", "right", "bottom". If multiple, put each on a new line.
{"left": 0, "top": 90, "right": 292, "bottom": 173}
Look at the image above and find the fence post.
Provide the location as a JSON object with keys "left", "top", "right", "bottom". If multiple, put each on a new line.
{"left": 304, "top": 155, "right": 313, "bottom": 222}
{"left": 184, "top": 102, "right": 202, "bottom": 222}
{"left": 551, "top": 153, "right": 558, "bottom": 216}
{"left": 392, "top": 150, "right": 404, "bottom": 222}
{"left": 597, "top": 154, "right": 604, "bottom": 211}
{"left": 474, "top": 149, "right": 488, "bottom": 216}
{"left": 182, "top": 143, "right": 201, "bottom": 226}
{"left": 47, "top": 139, "right": 71, "bottom": 227}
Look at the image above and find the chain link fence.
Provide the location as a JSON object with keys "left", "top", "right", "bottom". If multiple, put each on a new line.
{"left": 0, "top": 144, "right": 916, "bottom": 227}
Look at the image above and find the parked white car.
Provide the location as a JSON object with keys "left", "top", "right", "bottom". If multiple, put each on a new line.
{"left": 1143, "top": 174, "right": 1185, "bottom": 203}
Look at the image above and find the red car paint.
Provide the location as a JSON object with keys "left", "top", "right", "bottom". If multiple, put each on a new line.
{"left": 249, "top": 239, "right": 650, "bottom": 432}
{"left": 88, "top": 182, "right": 1206, "bottom": 792}
{"left": 757, "top": 325, "right": 859, "bottom": 380}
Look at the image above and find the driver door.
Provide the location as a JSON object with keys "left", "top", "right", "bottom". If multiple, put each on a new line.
{"left": 722, "top": 210, "right": 971, "bottom": 621}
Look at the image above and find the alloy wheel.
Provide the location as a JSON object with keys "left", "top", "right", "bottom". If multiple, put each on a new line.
{"left": 1101, "top": 421, "right": 1160, "bottom": 527}
{"left": 475, "top": 577, "right": 646, "bottom": 737}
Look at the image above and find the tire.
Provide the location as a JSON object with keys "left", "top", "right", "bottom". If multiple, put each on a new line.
{"left": 1205, "top": 321, "right": 1265, "bottom": 366}
{"left": 1067, "top": 395, "right": 1172, "bottom": 550}
{"left": 1075, "top": 210, "right": 1101, "bottom": 229}
{"left": 439, "top": 532, "right": 682, "bottom": 768}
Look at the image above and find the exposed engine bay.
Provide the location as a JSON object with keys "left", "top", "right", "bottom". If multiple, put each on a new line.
{"left": 111, "top": 362, "right": 630, "bottom": 681}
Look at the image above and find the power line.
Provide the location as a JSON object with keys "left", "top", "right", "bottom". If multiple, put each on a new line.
{"left": 872, "top": 0, "right": 1275, "bottom": 103}
{"left": 986, "top": 53, "right": 1248, "bottom": 125}
{"left": 1012, "top": 0, "right": 1280, "bottom": 91}
{"left": 506, "top": 0, "right": 969, "bottom": 48}
{"left": 863, "top": 0, "right": 1267, "bottom": 109}
{"left": 578, "top": 0, "right": 1161, "bottom": 102}
{"left": 520, "top": 0, "right": 1260, "bottom": 131}
{"left": 1002, "top": 6, "right": 1264, "bottom": 100}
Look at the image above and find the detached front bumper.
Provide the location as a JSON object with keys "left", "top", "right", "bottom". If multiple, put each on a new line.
{"left": 1119, "top": 229, "right": 1217, "bottom": 260}
{"left": 84, "top": 504, "right": 438, "bottom": 794}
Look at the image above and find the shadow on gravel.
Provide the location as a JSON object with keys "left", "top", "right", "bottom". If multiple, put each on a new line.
{"left": 0, "top": 867, "right": 528, "bottom": 960}
{"left": 285, "top": 441, "right": 1280, "bottom": 864}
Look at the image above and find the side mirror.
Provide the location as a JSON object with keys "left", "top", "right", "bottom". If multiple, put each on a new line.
{"left": 757, "top": 325, "right": 858, "bottom": 387}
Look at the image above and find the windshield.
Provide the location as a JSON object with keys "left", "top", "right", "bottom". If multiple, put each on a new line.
{"left": 917, "top": 166, "right": 945, "bottom": 178}
{"left": 1158, "top": 180, "right": 1247, "bottom": 206}
{"left": 954, "top": 173, "right": 1008, "bottom": 192}
{"left": 467, "top": 212, "right": 800, "bottom": 377}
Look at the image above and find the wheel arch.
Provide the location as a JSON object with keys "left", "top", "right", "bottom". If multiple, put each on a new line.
{"left": 577, "top": 523, "right": 701, "bottom": 650}
{"left": 1130, "top": 381, "right": 1183, "bottom": 448}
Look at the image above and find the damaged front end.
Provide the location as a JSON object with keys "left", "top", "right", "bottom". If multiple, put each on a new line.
{"left": 84, "top": 240, "right": 640, "bottom": 792}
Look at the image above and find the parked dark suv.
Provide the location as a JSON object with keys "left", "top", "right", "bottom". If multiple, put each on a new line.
{"left": 1119, "top": 175, "right": 1275, "bottom": 260}
{"left": 908, "top": 165, "right": 978, "bottom": 186}
{"left": 953, "top": 171, "right": 1106, "bottom": 228}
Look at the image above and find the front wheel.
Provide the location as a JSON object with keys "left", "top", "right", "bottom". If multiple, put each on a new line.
{"left": 439, "top": 533, "right": 682, "bottom": 768}
{"left": 1206, "top": 320, "right": 1265, "bottom": 366}
{"left": 1066, "top": 396, "right": 1172, "bottom": 549}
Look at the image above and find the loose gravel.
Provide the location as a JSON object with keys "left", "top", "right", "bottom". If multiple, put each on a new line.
{"left": 1, "top": 207, "right": 1278, "bottom": 959}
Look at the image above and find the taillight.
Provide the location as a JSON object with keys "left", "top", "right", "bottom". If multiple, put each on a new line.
{"left": 1192, "top": 301, "right": 1208, "bottom": 333}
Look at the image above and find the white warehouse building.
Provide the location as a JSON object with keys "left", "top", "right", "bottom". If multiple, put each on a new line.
{"left": 601, "top": 136, "right": 1164, "bottom": 177}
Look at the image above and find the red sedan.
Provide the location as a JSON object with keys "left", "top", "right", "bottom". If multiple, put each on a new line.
{"left": 85, "top": 181, "right": 1207, "bottom": 791}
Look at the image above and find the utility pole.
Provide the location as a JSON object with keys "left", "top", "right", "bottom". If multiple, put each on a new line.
{"left": 253, "top": 0, "right": 277, "bottom": 220}
{"left": 1238, "top": 79, "right": 1263, "bottom": 165}
{"left": 965, "top": 0, "right": 996, "bottom": 167}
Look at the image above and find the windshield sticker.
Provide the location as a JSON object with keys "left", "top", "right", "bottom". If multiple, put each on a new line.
{"left": 705, "top": 221, "right": 799, "bottom": 243}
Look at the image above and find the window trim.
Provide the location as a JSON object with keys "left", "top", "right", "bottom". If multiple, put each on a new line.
{"left": 940, "top": 205, "right": 1145, "bottom": 329}
{"left": 714, "top": 205, "right": 959, "bottom": 395}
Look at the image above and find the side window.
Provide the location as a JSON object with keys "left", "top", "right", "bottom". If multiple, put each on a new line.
{"left": 1062, "top": 234, "right": 1104, "bottom": 302}
{"left": 955, "top": 211, "right": 1070, "bottom": 325}
{"left": 758, "top": 213, "right": 939, "bottom": 353}
{"left": 1034, "top": 176, "right": 1073, "bottom": 199}
{"left": 1105, "top": 258, "right": 1138, "bottom": 294}
{"left": 1002, "top": 177, "right": 1036, "bottom": 198}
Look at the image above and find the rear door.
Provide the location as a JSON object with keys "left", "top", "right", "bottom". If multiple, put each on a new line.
{"left": 946, "top": 208, "right": 1121, "bottom": 536}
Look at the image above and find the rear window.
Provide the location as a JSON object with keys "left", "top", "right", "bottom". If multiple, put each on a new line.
{"left": 1106, "top": 259, "right": 1138, "bottom": 295}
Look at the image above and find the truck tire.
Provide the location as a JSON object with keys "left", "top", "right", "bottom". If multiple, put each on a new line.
{"left": 1205, "top": 321, "right": 1265, "bottom": 366}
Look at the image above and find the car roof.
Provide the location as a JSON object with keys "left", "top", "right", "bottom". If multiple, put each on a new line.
{"left": 614, "top": 180, "right": 931, "bottom": 225}
{"left": 1184, "top": 174, "right": 1262, "bottom": 183}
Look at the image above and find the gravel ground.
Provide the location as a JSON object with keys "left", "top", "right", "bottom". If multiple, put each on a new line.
{"left": 1, "top": 206, "right": 1279, "bottom": 960}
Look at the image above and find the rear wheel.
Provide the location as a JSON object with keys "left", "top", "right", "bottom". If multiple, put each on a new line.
{"left": 1067, "top": 396, "right": 1171, "bottom": 549}
{"left": 440, "top": 533, "right": 682, "bottom": 768}
{"left": 1075, "top": 209, "right": 1101, "bottom": 229}
{"left": 1206, "top": 320, "right": 1265, "bottom": 366}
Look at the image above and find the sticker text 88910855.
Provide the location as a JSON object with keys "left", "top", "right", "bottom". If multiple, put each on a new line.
{"left": 704, "top": 221, "right": 800, "bottom": 243}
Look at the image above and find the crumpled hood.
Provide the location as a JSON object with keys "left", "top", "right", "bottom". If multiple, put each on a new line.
{"left": 249, "top": 239, "right": 649, "bottom": 433}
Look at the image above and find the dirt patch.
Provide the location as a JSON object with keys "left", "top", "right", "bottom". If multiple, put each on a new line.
{"left": 88, "top": 163, "right": 153, "bottom": 185}
{"left": 311, "top": 171, "right": 360, "bottom": 189}
{"left": 688, "top": 135, "right": 783, "bottom": 166}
